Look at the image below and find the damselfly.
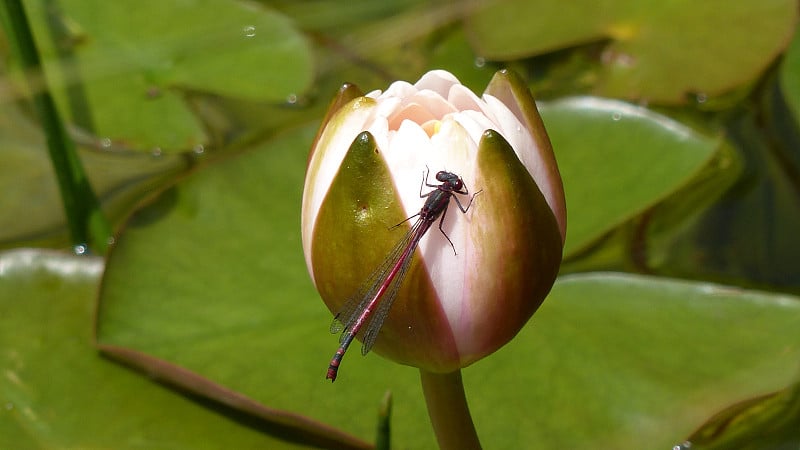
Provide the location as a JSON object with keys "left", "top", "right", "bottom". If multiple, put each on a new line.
{"left": 326, "top": 167, "right": 481, "bottom": 381}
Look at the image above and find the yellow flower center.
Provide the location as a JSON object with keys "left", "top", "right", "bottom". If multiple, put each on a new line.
{"left": 421, "top": 119, "right": 441, "bottom": 138}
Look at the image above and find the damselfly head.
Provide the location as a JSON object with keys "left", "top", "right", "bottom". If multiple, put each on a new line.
{"left": 436, "top": 171, "right": 464, "bottom": 191}
{"left": 435, "top": 171, "right": 452, "bottom": 182}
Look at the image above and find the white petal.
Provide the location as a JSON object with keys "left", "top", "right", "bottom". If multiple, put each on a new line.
{"left": 383, "top": 119, "right": 435, "bottom": 217}
{"left": 431, "top": 116, "right": 480, "bottom": 166}
{"left": 482, "top": 94, "right": 530, "bottom": 158}
{"left": 388, "top": 101, "right": 439, "bottom": 131}
{"left": 418, "top": 119, "right": 481, "bottom": 333}
{"left": 374, "top": 96, "right": 402, "bottom": 118}
{"left": 366, "top": 115, "right": 390, "bottom": 164}
{"left": 447, "top": 83, "right": 485, "bottom": 113}
{"left": 414, "top": 70, "right": 461, "bottom": 96}
{"left": 451, "top": 109, "right": 497, "bottom": 145}
{"left": 408, "top": 89, "right": 459, "bottom": 119}
{"left": 380, "top": 80, "right": 417, "bottom": 100}
{"left": 483, "top": 94, "right": 563, "bottom": 223}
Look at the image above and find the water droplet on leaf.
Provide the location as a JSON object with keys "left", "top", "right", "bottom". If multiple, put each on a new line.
{"left": 695, "top": 93, "right": 707, "bottom": 104}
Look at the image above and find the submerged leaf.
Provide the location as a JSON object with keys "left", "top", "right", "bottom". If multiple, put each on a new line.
{"left": 465, "top": 0, "right": 797, "bottom": 102}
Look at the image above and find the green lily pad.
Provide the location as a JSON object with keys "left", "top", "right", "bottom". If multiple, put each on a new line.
{"left": 475, "top": 273, "right": 800, "bottom": 449}
{"left": 20, "top": 0, "right": 312, "bottom": 152}
{"left": 538, "top": 96, "right": 733, "bottom": 258}
{"left": 464, "top": 0, "right": 797, "bottom": 102}
{"left": 0, "top": 249, "right": 340, "bottom": 449}
{"left": 94, "top": 121, "right": 799, "bottom": 448}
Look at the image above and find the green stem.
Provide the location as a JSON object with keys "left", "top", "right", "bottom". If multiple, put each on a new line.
{"left": 420, "top": 369, "right": 482, "bottom": 450}
{"left": 375, "top": 390, "right": 392, "bottom": 450}
{"left": 2, "top": 0, "right": 111, "bottom": 253}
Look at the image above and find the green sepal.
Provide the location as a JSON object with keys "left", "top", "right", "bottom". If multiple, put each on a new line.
{"left": 460, "top": 129, "right": 563, "bottom": 364}
{"left": 310, "top": 131, "right": 406, "bottom": 314}
{"left": 484, "top": 69, "right": 566, "bottom": 239}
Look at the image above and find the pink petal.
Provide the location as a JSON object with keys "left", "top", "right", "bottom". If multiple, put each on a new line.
{"left": 414, "top": 70, "right": 461, "bottom": 95}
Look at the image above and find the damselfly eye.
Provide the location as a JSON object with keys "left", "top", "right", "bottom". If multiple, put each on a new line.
{"left": 435, "top": 171, "right": 449, "bottom": 182}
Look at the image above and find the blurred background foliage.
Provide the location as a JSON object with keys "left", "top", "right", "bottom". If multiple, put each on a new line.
{"left": 1, "top": 0, "right": 799, "bottom": 448}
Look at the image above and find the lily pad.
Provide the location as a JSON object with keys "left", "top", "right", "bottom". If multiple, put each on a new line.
{"left": 95, "top": 122, "right": 800, "bottom": 448}
{"left": 470, "top": 273, "right": 800, "bottom": 449}
{"left": 20, "top": 0, "right": 312, "bottom": 152}
{"left": 464, "top": 0, "right": 797, "bottom": 103}
{"left": 0, "top": 249, "right": 336, "bottom": 449}
{"left": 538, "top": 96, "right": 733, "bottom": 258}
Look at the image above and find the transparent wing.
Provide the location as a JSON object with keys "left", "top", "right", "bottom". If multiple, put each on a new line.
{"left": 330, "top": 218, "right": 428, "bottom": 351}
{"left": 360, "top": 237, "right": 419, "bottom": 355}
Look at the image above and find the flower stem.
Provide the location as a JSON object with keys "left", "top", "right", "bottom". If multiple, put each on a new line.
{"left": 420, "top": 369, "right": 482, "bottom": 450}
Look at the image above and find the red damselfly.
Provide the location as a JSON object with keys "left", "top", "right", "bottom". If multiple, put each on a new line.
{"left": 326, "top": 167, "right": 481, "bottom": 381}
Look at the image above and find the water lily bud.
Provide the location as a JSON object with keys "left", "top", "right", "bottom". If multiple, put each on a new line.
{"left": 302, "top": 69, "right": 566, "bottom": 375}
